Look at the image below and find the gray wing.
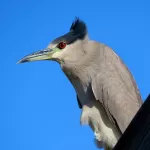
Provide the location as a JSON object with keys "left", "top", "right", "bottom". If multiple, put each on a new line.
{"left": 91, "top": 46, "right": 143, "bottom": 133}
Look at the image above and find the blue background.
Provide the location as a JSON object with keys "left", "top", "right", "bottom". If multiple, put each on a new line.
{"left": 0, "top": 0, "right": 149, "bottom": 149}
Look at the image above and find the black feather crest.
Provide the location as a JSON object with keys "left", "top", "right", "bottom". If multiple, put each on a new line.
{"left": 70, "top": 18, "right": 87, "bottom": 39}
{"left": 51, "top": 18, "right": 88, "bottom": 45}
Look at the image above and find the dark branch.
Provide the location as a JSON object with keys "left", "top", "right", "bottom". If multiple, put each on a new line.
{"left": 113, "top": 94, "right": 150, "bottom": 150}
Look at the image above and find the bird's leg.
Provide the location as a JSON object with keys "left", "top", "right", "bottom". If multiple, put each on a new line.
{"left": 104, "top": 145, "right": 112, "bottom": 150}
{"left": 94, "top": 138, "right": 104, "bottom": 149}
{"left": 94, "top": 131, "right": 101, "bottom": 141}
{"left": 89, "top": 120, "right": 104, "bottom": 148}
{"left": 93, "top": 129, "right": 104, "bottom": 148}
{"left": 80, "top": 106, "right": 104, "bottom": 149}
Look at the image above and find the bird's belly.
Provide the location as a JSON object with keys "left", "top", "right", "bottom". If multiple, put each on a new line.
{"left": 80, "top": 101, "right": 121, "bottom": 148}
{"left": 68, "top": 78, "right": 121, "bottom": 148}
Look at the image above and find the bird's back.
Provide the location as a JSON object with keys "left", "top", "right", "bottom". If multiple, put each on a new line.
{"left": 88, "top": 41, "right": 143, "bottom": 132}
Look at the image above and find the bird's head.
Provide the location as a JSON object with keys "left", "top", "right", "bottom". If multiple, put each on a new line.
{"left": 17, "top": 18, "right": 88, "bottom": 64}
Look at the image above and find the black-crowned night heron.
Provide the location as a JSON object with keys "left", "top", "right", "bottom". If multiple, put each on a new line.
{"left": 18, "top": 18, "right": 143, "bottom": 150}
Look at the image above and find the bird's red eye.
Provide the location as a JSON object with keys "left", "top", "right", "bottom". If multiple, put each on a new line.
{"left": 58, "top": 42, "right": 67, "bottom": 49}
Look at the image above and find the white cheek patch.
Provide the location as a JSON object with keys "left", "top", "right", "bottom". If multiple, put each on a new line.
{"left": 52, "top": 51, "right": 62, "bottom": 59}
{"left": 51, "top": 45, "right": 71, "bottom": 61}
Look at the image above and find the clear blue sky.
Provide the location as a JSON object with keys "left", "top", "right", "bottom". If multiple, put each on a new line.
{"left": 0, "top": 0, "right": 149, "bottom": 150}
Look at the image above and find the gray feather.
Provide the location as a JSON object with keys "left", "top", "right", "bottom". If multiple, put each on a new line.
{"left": 91, "top": 44, "right": 143, "bottom": 132}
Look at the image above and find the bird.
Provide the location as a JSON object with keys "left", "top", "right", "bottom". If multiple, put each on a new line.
{"left": 18, "top": 18, "right": 143, "bottom": 150}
